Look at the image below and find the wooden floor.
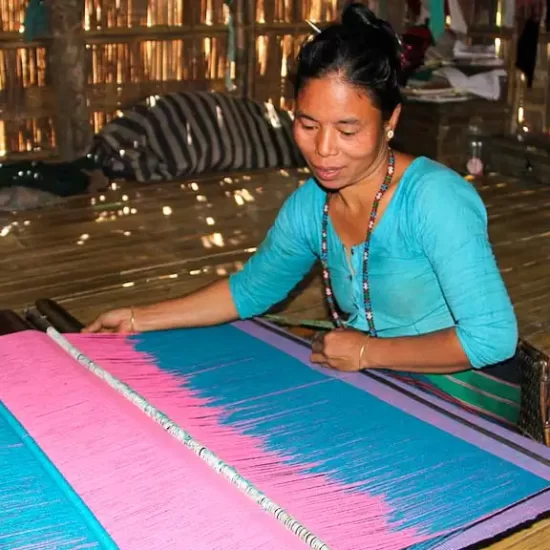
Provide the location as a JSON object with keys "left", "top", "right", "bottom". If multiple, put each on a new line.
{"left": 2, "top": 168, "right": 550, "bottom": 354}
{"left": 1, "top": 167, "right": 549, "bottom": 548}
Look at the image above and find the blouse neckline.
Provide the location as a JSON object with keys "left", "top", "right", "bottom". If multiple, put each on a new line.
{"left": 325, "top": 156, "right": 426, "bottom": 251}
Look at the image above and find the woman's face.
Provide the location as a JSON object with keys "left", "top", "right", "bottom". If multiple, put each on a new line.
{"left": 293, "top": 74, "right": 399, "bottom": 191}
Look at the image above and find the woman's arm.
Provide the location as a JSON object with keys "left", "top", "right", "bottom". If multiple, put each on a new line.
{"left": 363, "top": 328, "right": 470, "bottom": 372}
{"left": 311, "top": 326, "right": 469, "bottom": 373}
{"left": 226, "top": 183, "right": 318, "bottom": 320}
{"left": 130, "top": 279, "right": 238, "bottom": 331}
{"left": 85, "top": 182, "right": 318, "bottom": 333}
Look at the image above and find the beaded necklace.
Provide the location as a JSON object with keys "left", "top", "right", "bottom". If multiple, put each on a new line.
{"left": 320, "top": 149, "right": 395, "bottom": 337}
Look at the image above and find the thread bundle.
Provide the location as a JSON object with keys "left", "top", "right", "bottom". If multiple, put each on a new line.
{"left": 0, "top": 330, "right": 307, "bottom": 549}
{"left": 69, "top": 332, "right": 428, "bottom": 550}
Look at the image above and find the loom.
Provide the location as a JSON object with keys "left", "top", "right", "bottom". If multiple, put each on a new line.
{"left": 1, "top": 301, "right": 549, "bottom": 549}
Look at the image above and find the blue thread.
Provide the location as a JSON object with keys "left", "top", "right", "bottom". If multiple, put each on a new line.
{"left": 0, "top": 400, "right": 118, "bottom": 548}
{"left": 133, "top": 326, "right": 550, "bottom": 541}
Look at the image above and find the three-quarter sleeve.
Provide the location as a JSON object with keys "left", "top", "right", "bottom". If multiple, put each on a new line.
{"left": 414, "top": 173, "right": 518, "bottom": 368}
{"left": 228, "top": 181, "right": 318, "bottom": 319}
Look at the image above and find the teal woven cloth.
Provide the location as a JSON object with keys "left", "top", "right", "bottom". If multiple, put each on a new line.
{"left": 23, "top": 0, "right": 50, "bottom": 41}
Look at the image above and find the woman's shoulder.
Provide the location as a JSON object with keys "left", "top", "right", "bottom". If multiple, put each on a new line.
{"left": 273, "top": 176, "right": 324, "bottom": 244}
{"left": 280, "top": 176, "right": 325, "bottom": 217}
{"left": 401, "top": 157, "right": 486, "bottom": 218}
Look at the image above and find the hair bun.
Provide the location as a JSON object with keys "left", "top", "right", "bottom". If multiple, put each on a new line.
{"left": 341, "top": 2, "right": 383, "bottom": 32}
{"left": 341, "top": 3, "right": 401, "bottom": 67}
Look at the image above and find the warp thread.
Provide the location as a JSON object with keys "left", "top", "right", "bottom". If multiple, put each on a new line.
{"left": 45, "top": 326, "right": 331, "bottom": 550}
{"left": 0, "top": 332, "right": 305, "bottom": 549}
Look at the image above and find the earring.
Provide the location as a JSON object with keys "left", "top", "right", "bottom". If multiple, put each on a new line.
{"left": 386, "top": 129, "right": 394, "bottom": 140}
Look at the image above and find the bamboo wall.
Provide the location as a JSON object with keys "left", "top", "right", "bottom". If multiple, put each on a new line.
{"left": 0, "top": 0, "right": 346, "bottom": 160}
{"left": 465, "top": 3, "right": 550, "bottom": 136}
{"left": 2, "top": 0, "right": 542, "bottom": 161}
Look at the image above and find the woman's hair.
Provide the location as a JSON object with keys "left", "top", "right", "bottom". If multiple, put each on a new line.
{"left": 293, "top": 3, "right": 402, "bottom": 120}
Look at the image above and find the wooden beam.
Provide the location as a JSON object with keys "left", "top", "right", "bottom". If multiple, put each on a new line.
{"left": 46, "top": 0, "right": 92, "bottom": 161}
{"left": 244, "top": 0, "right": 257, "bottom": 98}
{"left": 233, "top": 0, "right": 248, "bottom": 96}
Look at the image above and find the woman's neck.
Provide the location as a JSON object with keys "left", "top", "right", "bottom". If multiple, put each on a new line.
{"left": 336, "top": 147, "right": 390, "bottom": 212}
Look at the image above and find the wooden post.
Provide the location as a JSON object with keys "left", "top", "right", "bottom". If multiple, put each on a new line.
{"left": 507, "top": 21, "right": 521, "bottom": 134}
{"left": 293, "top": 0, "right": 301, "bottom": 22}
{"left": 458, "top": 0, "right": 475, "bottom": 27}
{"left": 46, "top": 0, "right": 92, "bottom": 161}
{"left": 244, "top": 0, "right": 257, "bottom": 99}
{"left": 233, "top": 0, "right": 248, "bottom": 97}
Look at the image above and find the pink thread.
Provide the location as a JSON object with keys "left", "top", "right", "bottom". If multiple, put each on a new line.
{"left": 0, "top": 331, "right": 305, "bottom": 549}
{"left": 65, "top": 333, "right": 430, "bottom": 550}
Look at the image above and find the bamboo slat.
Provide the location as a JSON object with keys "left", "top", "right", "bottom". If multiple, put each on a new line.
{"left": 0, "top": 167, "right": 549, "bottom": 355}
{"left": 0, "top": 0, "right": 346, "bottom": 158}
{"left": 4, "top": 0, "right": 545, "bottom": 159}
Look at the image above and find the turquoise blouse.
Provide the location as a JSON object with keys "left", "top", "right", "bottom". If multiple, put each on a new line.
{"left": 229, "top": 157, "right": 518, "bottom": 368}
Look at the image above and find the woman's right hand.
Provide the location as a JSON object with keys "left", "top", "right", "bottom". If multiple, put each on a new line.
{"left": 82, "top": 279, "right": 239, "bottom": 334}
{"left": 83, "top": 307, "right": 135, "bottom": 333}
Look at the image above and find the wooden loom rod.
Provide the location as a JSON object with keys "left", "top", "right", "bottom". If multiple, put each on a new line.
{"left": 28, "top": 300, "right": 332, "bottom": 550}
{"left": 0, "top": 310, "right": 31, "bottom": 336}
{"left": 35, "top": 298, "right": 85, "bottom": 333}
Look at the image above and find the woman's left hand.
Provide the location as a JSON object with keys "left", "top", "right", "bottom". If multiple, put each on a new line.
{"left": 310, "top": 328, "right": 369, "bottom": 371}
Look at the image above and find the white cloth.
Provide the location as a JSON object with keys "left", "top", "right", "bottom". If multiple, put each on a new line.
{"left": 448, "top": 0, "right": 468, "bottom": 34}
{"left": 503, "top": 0, "right": 515, "bottom": 28}
{"left": 433, "top": 67, "right": 507, "bottom": 100}
{"left": 453, "top": 40, "right": 497, "bottom": 59}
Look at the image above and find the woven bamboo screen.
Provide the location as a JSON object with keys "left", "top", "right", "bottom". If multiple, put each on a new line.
{"left": 0, "top": 0, "right": 345, "bottom": 160}
{"left": 466, "top": 1, "right": 550, "bottom": 135}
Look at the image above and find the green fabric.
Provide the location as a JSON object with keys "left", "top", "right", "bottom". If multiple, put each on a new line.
{"left": 429, "top": 0, "right": 446, "bottom": 40}
{"left": 23, "top": 0, "right": 50, "bottom": 41}
{"left": 423, "top": 372, "right": 520, "bottom": 424}
{"left": 449, "top": 369, "right": 519, "bottom": 402}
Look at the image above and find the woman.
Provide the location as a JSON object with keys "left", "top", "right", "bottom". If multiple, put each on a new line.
{"left": 85, "top": 4, "right": 517, "bottom": 381}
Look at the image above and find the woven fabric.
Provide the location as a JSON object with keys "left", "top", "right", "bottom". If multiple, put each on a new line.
{"left": 394, "top": 369, "right": 520, "bottom": 426}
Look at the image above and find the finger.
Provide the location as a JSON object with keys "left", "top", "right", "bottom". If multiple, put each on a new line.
{"left": 311, "top": 339, "right": 324, "bottom": 354}
{"left": 310, "top": 352, "right": 329, "bottom": 365}
{"left": 312, "top": 331, "right": 324, "bottom": 343}
{"left": 82, "top": 318, "right": 102, "bottom": 333}
{"left": 326, "top": 360, "right": 345, "bottom": 371}
{"left": 311, "top": 332, "right": 327, "bottom": 353}
{"left": 328, "top": 359, "right": 357, "bottom": 372}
